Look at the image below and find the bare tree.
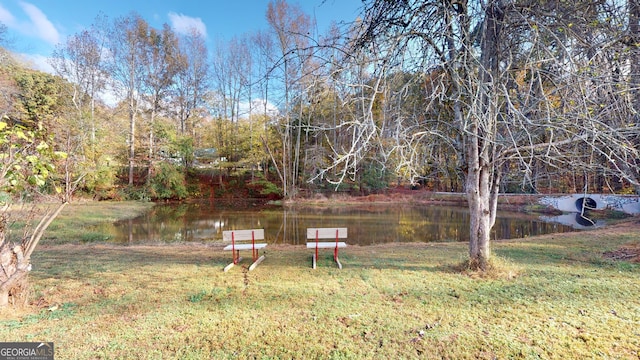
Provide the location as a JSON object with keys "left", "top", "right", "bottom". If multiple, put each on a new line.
{"left": 322, "top": 0, "right": 640, "bottom": 269}
{"left": 266, "top": 0, "right": 313, "bottom": 199}
{"left": 211, "top": 35, "right": 252, "bottom": 166}
{"left": 626, "top": 0, "right": 640, "bottom": 192}
{"left": 140, "top": 24, "right": 181, "bottom": 179}
{"left": 50, "top": 16, "right": 109, "bottom": 200}
{"left": 172, "top": 30, "right": 209, "bottom": 137}
{"left": 252, "top": 29, "right": 279, "bottom": 179}
{"left": 104, "top": 13, "right": 149, "bottom": 185}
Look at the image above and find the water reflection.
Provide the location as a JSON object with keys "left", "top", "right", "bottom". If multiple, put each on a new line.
{"left": 540, "top": 212, "right": 606, "bottom": 229}
{"left": 94, "top": 202, "right": 576, "bottom": 245}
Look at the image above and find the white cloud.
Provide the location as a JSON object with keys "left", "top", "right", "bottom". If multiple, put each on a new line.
{"left": 241, "top": 99, "right": 279, "bottom": 118}
{"left": 0, "top": 2, "right": 60, "bottom": 46}
{"left": 0, "top": 5, "right": 17, "bottom": 27}
{"left": 19, "top": 1, "right": 60, "bottom": 45}
{"left": 168, "top": 12, "right": 207, "bottom": 38}
{"left": 18, "top": 52, "right": 54, "bottom": 73}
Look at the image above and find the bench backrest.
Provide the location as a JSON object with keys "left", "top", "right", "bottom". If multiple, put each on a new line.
{"left": 307, "top": 227, "right": 347, "bottom": 240}
{"left": 223, "top": 229, "right": 265, "bottom": 242}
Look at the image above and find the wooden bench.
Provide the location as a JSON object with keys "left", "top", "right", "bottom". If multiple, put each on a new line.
{"left": 222, "top": 229, "right": 267, "bottom": 272}
{"left": 306, "top": 227, "right": 347, "bottom": 269}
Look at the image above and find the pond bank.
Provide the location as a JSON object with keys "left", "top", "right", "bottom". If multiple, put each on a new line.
{"left": 287, "top": 191, "right": 556, "bottom": 213}
{"left": 2, "top": 219, "right": 638, "bottom": 359}
{"left": 26, "top": 192, "right": 620, "bottom": 245}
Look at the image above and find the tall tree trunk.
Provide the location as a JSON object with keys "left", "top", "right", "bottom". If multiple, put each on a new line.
{"left": 630, "top": 0, "right": 639, "bottom": 110}
{"left": 128, "top": 107, "right": 136, "bottom": 186}
{"left": 147, "top": 109, "right": 156, "bottom": 184}
{"left": 629, "top": 0, "right": 640, "bottom": 194}
{"left": 466, "top": 0, "right": 504, "bottom": 269}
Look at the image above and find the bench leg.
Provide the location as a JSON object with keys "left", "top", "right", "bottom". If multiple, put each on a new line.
{"left": 223, "top": 262, "right": 235, "bottom": 272}
{"left": 249, "top": 255, "right": 266, "bottom": 271}
{"left": 224, "top": 253, "right": 243, "bottom": 272}
{"left": 334, "top": 246, "right": 343, "bottom": 269}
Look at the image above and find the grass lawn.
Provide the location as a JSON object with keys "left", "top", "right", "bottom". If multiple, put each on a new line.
{"left": 1, "top": 203, "right": 639, "bottom": 359}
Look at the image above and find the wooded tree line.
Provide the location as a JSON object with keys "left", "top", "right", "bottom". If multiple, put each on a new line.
{"left": 1, "top": 0, "right": 638, "bottom": 204}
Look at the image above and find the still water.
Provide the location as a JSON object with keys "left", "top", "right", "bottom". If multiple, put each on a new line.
{"left": 96, "top": 201, "right": 576, "bottom": 245}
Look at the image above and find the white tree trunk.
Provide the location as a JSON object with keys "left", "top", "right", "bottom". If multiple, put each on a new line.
{"left": 0, "top": 290, "right": 7, "bottom": 307}
{"left": 465, "top": 127, "right": 495, "bottom": 268}
{"left": 466, "top": 157, "right": 500, "bottom": 269}
{"left": 0, "top": 203, "right": 67, "bottom": 307}
{"left": 0, "top": 245, "right": 29, "bottom": 307}
{"left": 464, "top": 0, "right": 505, "bottom": 269}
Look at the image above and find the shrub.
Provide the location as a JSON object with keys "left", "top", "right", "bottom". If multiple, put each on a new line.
{"left": 360, "top": 162, "right": 391, "bottom": 194}
{"left": 148, "top": 163, "right": 188, "bottom": 200}
{"left": 247, "top": 174, "right": 283, "bottom": 199}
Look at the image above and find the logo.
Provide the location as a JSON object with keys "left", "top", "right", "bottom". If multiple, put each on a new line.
{"left": 0, "top": 342, "right": 54, "bottom": 360}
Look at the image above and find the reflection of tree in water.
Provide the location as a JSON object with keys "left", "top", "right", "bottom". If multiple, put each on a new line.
{"left": 575, "top": 213, "right": 595, "bottom": 227}
{"left": 106, "top": 203, "right": 576, "bottom": 244}
{"left": 575, "top": 197, "right": 596, "bottom": 227}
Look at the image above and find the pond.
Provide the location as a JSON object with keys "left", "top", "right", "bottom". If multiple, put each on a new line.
{"left": 94, "top": 201, "right": 577, "bottom": 245}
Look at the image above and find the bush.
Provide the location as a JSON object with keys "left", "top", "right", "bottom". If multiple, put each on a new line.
{"left": 85, "top": 159, "right": 118, "bottom": 194}
{"left": 148, "top": 163, "right": 188, "bottom": 200}
{"left": 247, "top": 174, "right": 283, "bottom": 199}
{"left": 120, "top": 185, "right": 151, "bottom": 201}
{"left": 360, "top": 163, "right": 390, "bottom": 194}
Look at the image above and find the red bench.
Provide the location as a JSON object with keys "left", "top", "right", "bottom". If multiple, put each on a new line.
{"left": 222, "top": 229, "right": 267, "bottom": 272}
{"left": 306, "top": 227, "right": 347, "bottom": 269}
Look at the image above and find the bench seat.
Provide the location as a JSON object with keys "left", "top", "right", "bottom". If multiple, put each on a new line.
{"left": 306, "top": 242, "right": 347, "bottom": 249}
{"left": 224, "top": 243, "right": 267, "bottom": 251}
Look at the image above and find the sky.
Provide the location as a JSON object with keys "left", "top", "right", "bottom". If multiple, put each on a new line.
{"left": 0, "top": 0, "right": 364, "bottom": 73}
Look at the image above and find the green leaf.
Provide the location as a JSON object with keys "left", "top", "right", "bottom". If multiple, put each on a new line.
{"left": 27, "top": 174, "right": 46, "bottom": 187}
{"left": 54, "top": 151, "right": 67, "bottom": 159}
{"left": 16, "top": 130, "right": 29, "bottom": 140}
{"left": 26, "top": 155, "right": 38, "bottom": 164}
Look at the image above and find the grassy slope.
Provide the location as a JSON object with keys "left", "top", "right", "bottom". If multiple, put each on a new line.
{"left": 0, "top": 217, "right": 638, "bottom": 359}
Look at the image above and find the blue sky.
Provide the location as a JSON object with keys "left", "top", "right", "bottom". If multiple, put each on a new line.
{"left": 0, "top": 0, "right": 363, "bottom": 72}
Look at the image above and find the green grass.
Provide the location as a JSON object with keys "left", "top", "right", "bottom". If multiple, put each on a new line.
{"left": 8, "top": 201, "right": 155, "bottom": 244}
{"left": 1, "top": 203, "right": 639, "bottom": 359}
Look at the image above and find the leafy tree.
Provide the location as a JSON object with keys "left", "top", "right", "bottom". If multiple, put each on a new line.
{"left": 104, "top": 13, "right": 149, "bottom": 186}
{"left": 174, "top": 135, "right": 195, "bottom": 169}
{"left": 12, "top": 69, "right": 70, "bottom": 125}
{"left": 148, "top": 162, "right": 187, "bottom": 200}
{"left": 0, "top": 119, "right": 66, "bottom": 306}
